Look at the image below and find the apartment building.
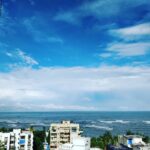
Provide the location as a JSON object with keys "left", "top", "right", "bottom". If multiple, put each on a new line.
{"left": 50, "top": 121, "right": 82, "bottom": 150}
{"left": 58, "top": 137, "right": 91, "bottom": 150}
{"left": 107, "top": 135, "right": 150, "bottom": 150}
{"left": 0, "top": 129, "right": 33, "bottom": 150}
{"left": 118, "top": 135, "right": 145, "bottom": 148}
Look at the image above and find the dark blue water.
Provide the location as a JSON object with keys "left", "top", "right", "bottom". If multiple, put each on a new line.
{"left": 0, "top": 112, "right": 150, "bottom": 137}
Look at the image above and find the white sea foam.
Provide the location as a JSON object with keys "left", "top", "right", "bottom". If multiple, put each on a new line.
{"left": 85, "top": 125, "right": 113, "bottom": 131}
{"left": 99, "top": 120, "right": 129, "bottom": 124}
{"left": 143, "top": 121, "right": 150, "bottom": 124}
{"left": 9, "top": 124, "right": 17, "bottom": 127}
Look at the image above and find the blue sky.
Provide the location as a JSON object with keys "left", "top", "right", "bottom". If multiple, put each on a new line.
{"left": 0, "top": 0, "right": 150, "bottom": 111}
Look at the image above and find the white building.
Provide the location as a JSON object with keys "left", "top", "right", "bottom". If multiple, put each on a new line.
{"left": 118, "top": 135, "right": 145, "bottom": 148}
{"left": 58, "top": 137, "right": 101, "bottom": 150}
{"left": 58, "top": 137, "right": 90, "bottom": 150}
{"left": 118, "top": 135, "right": 150, "bottom": 150}
{"left": 50, "top": 121, "right": 82, "bottom": 150}
{"left": 0, "top": 129, "right": 33, "bottom": 150}
{"left": 133, "top": 144, "right": 150, "bottom": 150}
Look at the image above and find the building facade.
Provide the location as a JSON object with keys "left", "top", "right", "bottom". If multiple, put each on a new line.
{"left": 58, "top": 137, "right": 90, "bottom": 150}
{"left": 58, "top": 137, "right": 101, "bottom": 150}
{"left": 0, "top": 129, "right": 33, "bottom": 150}
{"left": 50, "top": 121, "right": 82, "bottom": 150}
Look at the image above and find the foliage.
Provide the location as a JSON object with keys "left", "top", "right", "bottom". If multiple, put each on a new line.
{"left": 0, "top": 127, "right": 13, "bottom": 132}
{"left": 143, "top": 136, "right": 150, "bottom": 143}
{"left": 126, "top": 130, "right": 135, "bottom": 135}
{"left": 0, "top": 141, "right": 5, "bottom": 150}
{"left": 91, "top": 132, "right": 118, "bottom": 149}
{"left": 33, "top": 130, "right": 45, "bottom": 150}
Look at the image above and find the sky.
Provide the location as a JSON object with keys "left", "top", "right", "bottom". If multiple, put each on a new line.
{"left": 0, "top": 0, "right": 150, "bottom": 111}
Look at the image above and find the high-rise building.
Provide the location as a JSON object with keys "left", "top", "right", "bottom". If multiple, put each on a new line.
{"left": 50, "top": 121, "right": 82, "bottom": 150}
{"left": 0, "top": 129, "right": 33, "bottom": 150}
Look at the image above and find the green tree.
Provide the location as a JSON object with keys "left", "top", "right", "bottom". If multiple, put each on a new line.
{"left": 126, "top": 130, "right": 134, "bottom": 135}
{"left": 33, "top": 130, "right": 45, "bottom": 150}
{"left": 91, "top": 132, "right": 118, "bottom": 149}
{"left": 0, "top": 141, "right": 5, "bottom": 150}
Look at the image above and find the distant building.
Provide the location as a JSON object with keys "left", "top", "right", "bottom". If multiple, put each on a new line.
{"left": 58, "top": 136, "right": 101, "bottom": 150}
{"left": 107, "top": 144, "right": 132, "bottom": 150}
{"left": 107, "top": 135, "right": 150, "bottom": 150}
{"left": 50, "top": 121, "right": 82, "bottom": 150}
{"left": 0, "top": 129, "right": 33, "bottom": 150}
{"left": 43, "top": 142, "right": 50, "bottom": 150}
{"left": 118, "top": 135, "right": 145, "bottom": 148}
{"left": 133, "top": 144, "right": 150, "bottom": 150}
{"left": 58, "top": 137, "right": 90, "bottom": 150}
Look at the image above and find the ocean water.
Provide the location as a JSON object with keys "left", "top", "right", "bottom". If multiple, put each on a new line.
{"left": 0, "top": 112, "right": 150, "bottom": 137}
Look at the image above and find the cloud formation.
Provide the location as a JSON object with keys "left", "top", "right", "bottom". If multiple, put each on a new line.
{"left": 0, "top": 66, "right": 150, "bottom": 111}
{"left": 6, "top": 49, "right": 38, "bottom": 66}
{"left": 109, "top": 22, "right": 150, "bottom": 41}
{"left": 54, "top": 0, "right": 150, "bottom": 24}
{"left": 100, "top": 22, "right": 150, "bottom": 57}
{"left": 107, "top": 42, "right": 150, "bottom": 56}
{"left": 23, "top": 17, "right": 63, "bottom": 44}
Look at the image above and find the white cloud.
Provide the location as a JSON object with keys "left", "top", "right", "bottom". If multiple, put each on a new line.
{"left": 23, "top": 17, "right": 63, "bottom": 44}
{"left": 103, "top": 22, "right": 150, "bottom": 57}
{"left": 107, "top": 42, "right": 150, "bottom": 56}
{"left": 54, "top": 0, "right": 150, "bottom": 24}
{"left": 99, "top": 53, "right": 112, "bottom": 58}
{"left": 17, "top": 49, "right": 38, "bottom": 65}
{"left": 6, "top": 49, "right": 38, "bottom": 66}
{"left": 0, "top": 66, "right": 150, "bottom": 111}
{"left": 110, "top": 22, "right": 150, "bottom": 40}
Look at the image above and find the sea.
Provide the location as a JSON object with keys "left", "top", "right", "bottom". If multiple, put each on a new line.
{"left": 0, "top": 111, "right": 150, "bottom": 137}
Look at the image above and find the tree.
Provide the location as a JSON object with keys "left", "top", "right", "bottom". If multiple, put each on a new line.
{"left": 0, "top": 141, "right": 5, "bottom": 150}
{"left": 91, "top": 132, "right": 118, "bottom": 149}
{"left": 33, "top": 130, "right": 45, "bottom": 150}
{"left": 126, "top": 130, "right": 134, "bottom": 135}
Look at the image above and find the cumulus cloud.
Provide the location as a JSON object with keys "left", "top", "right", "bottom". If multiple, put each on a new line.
{"left": 0, "top": 66, "right": 150, "bottom": 111}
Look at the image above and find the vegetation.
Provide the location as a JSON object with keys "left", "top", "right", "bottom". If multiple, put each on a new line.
{"left": 0, "top": 141, "right": 5, "bottom": 150}
{"left": 91, "top": 131, "right": 150, "bottom": 149}
{"left": 91, "top": 131, "right": 118, "bottom": 149}
{"left": 33, "top": 130, "right": 46, "bottom": 150}
{"left": 0, "top": 127, "right": 13, "bottom": 132}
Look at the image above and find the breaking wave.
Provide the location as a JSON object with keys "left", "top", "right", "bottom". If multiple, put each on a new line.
{"left": 85, "top": 125, "right": 113, "bottom": 131}
{"left": 143, "top": 121, "right": 150, "bottom": 124}
{"left": 99, "top": 120, "right": 130, "bottom": 124}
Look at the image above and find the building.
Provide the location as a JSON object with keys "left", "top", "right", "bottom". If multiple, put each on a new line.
{"left": 133, "top": 144, "right": 150, "bottom": 150}
{"left": 50, "top": 121, "right": 82, "bottom": 150}
{"left": 58, "top": 137, "right": 101, "bottom": 150}
{"left": 58, "top": 137, "right": 90, "bottom": 150}
{"left": 43, "top": 142, "right": 50, "bottom": 150}
{"left": 107, "top": 135, "right": 150, "bottom": 150}
{"left": 0, "top": 129, "right": 33, "bottom": 150}
{"left": 107, "top": 144, "right": 132, "bottom": 150}
{"left": 118, "top": 135, "right": 146, "bottom": 148}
